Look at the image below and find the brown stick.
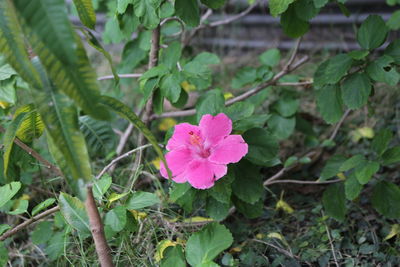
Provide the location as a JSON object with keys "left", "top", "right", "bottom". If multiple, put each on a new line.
{"left": 0, "top": 125, "right": 62, "bottom": 176}
{"left": 85, "top": 185, "right": 114, "bottom": 267}
{"left": 0, "top": 206, "right": 60, "bottom": 241}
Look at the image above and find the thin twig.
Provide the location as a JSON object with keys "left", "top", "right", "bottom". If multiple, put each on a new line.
{"left": 0, "top": 206, "right": 60, "bottom": 241}
{"left": 265, "top": 179, "right": 342, "bottom": 186}
{"left": 208, "top": 0, "right": 259, "bottom": 27}
{"left": 96, "top": 144, "right": 153, "bottom": 179}
{"left": 283, "top": 38, "right": 302, "bottom": 71}
{"left": 85, "top": 185, "right": 114, "bottom": 267}
{"left": 0, "top": 126, "right": 62, "bottom": 176}
{"left": 151, "top": 56, "right": 309, "bottom": 119}
{"left": 97, "top": 73, "right": 142, "bottom": 81}
{"left": 251, "top": 239, "right": 297, "bottom": 259}
{"left": 329, "top": 109, "right": 351, "bottom": 140}
{"left": 277, "top": 81, "right": 313, "bottom": 87}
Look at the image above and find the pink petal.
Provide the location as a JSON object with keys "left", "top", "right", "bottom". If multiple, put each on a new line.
{"left": 160, "top": 148, "right": 192, "bottom": 183}
{"left": 209, "top": 135, "right": 248, "bottom": 164}
{"left": 199, "top": 113, "right": 232, "bottom": 147}
{"left": 166, "top": 123, "right": 201, "bottom": 151}
{"left": 186, "top": 160, "right": 216, "bottom": 189}
{"left": 211, "top": 163, "right": 227, "bottom": 181}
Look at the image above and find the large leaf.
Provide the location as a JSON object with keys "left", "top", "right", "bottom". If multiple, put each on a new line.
{"left": 314, "top": 54, "right": 353, "bottom": 87}
{"left": 72, "top": 0, "right": 96, "bottom": 29}
{"left": 14, "top": 104, "right": 45, "bottom": 143}
{"left": 186, "top": 223, "right": 233, "bottom": 266}
{"left": 316, "top": 85, "right": 344, "bottom": 124}
{"left": 3, "top": 112, "right": 29, "bottom": 179}
{"left": 322, "top": 183, "right": 346, "bottom": 221}
{"left": 341, "top": 73, "right": 371, "bottom": 109}
{"left": 357, "top": 15, "right": 388, "bottom": 50}
{"left": 0, "top": 0, "right": 42, "bottom": 89}
{"left": 125, "top": 191, "right": 160, "bottom": 210}
{"left": 243, "top": 128, "right": 279, "bottom": 165}
{"left": 270, "top": 0, "right": 295, "bottom": 17}
{"left": 59, "top": 192, "right": 91, "bottom": 236}
{"left": 0, "top": 182, "right": 21, "bottom": 208}
{"left": 372, "top": 181, "right": 400, "bottom": 219}
{"left": 12, "top": 0, "right": 109, "bottom": 120}
{"left": 99, "top": 95, "right": 170, "bottom": 177}
{"left": 175, "top": 0, "right": 200, "bottom": 27}
{"left": 32, "top": 59, "right": 93, "bottom": 192}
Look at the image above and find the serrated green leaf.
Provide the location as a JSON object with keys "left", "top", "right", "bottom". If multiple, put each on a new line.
{"left": 269, "top": 0, "right": 295, "bottom": 17}
{"left": 372, "top": 129, "right": 393, "bottom": 156}
{"left": 320, "top": 155, "right": 346, "bottom": 181}
{"left": 340, "top": 154, "right": 365, "bottom": 172}
{"left": 232, "top": 160, "right": 263, "bottom": 204}
{"left": 161, "top": 245, "right": 186, "bottom": 267}
{"left": 206, "top": 198, "right": 230, "bottom": 221}
{"left": 132, "top": 0, "right": 161, "bottom": 29}
{"left": 385, "top": 39, "right": 400, "bottom": 64}
{"left": 201, "top": 0, "right": 226, "bottom": 9}
{"left": 372, "top": 181, "right": 400, "bottom": 219}
{"left": 357, "top": 15, "right": 388, "bottom": 50}
{"left": 322, "top": 183, "right": 346, "bottom": 221}
{"left": 59, "top": 192, "right": 90, "bottom": 236}
{"left": 0, "top": 182, "right": 21, "bottom": 208}
{"left": 186, "top": 223, "right": 233, "bottom": 266}
{"left": 314, "top": 54, "right": 353, "bottom": 87}
{"left": 243, "top": 128, "right": 279, "bottom": 165}
{"left": 93, "top": 174, "right": 112, "bottom": 200}
{"left": 105, "top": 206, "right": 127, "bottom": 232}
{"left": 344, "top": 173, "right": 362, "bottom": 201}
{"left": 354, "top": 161, "right": 379, "bottom": 184}
{"left": 268, "top": 113, "right": 296, "bottom": 140}
{"left": 259, "top": 48, "right": 281, "bottom": 67}
{"left": 316, "top": 84, "right": 344, "bottom": 124}
{"left": 366, "top": 55, "right": 400, "bottom": 86}
{"left": 209, "top": 171, "right": 234, "bottom": 204}
{"left": 341, "top": 73, "right": 371, "bottom": 109}
{"left": 281, "top": 5, "right": 310, "bottom": 38}
{"left": 196, "top": 89, "right": 225, "bottom": 121}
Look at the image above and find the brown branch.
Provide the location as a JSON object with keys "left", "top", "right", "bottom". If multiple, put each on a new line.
{"left": 0, "top": 126, "right": 62, "bottom": 177}
{"left": 151, "top": 56, "right": 309, "bottom": 120}
{"left": 329, "top": 109, "right": 351, "bottom": 140}
{"left": 265, "top": 178, "right": 342, "bottom": 186}
{"left": 0, "top": 206, "right": 60, "bottom": 241}
{"left": 85, "top": 185, "right": 114, "bottom": 267}
{"left": 208, "top": 1, "right": 259, "bottom": 27}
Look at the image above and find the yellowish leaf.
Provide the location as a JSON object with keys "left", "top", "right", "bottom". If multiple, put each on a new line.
{"left": 384, "top": 224, "right": 400, "bottom": 241}
{"left": 224, "top": 92, "right": 234, "bottom": 100}
{"left": 154, "top": 239, "right": 178, "bottom": 262}
{"left": 337, "top": 172, "right": 346, "bottom": 180}
{"left": 181, "top": 81, "right": 196, "bottom": 92}
{"left": 183, "top": 216, "right": 214, "bottom": 223}
{"left": 0, "top": 101, "right": 11, "bottom": 109}
{"left": 129, "top": 210, "right": 148, "bottom": 220}
{"left": 107, "top": 192, "right": 128, "bottom": 208}
{"left": 158, "top": 118, "right": 177, "bottom": 132}
{"left": 151, "top": 157, "right": 161, "bottom": 170}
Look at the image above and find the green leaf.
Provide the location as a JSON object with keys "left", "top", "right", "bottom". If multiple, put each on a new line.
{"left": 354, "top": 161, "right": 379, "bottom": 184}
{"left": 0, "top": 78, "right": 16, "bottom": 105}
{"left": 316, "top": 85, "right": 344, "bottom": 124}
{"left": 45, "top": 230, "right": 68, "bottom": 260}
{"left": 201, "top": 0, "right": 226, "bottom": 9}
{"left": 233, "top": 197, "right": 264, "bottom": 219}
{"left": 387, "top": 10, "right": 400, "bottom": 30}
{"left": 269, "top": 0, "right": 295, "bottom": 17}
{"left": 175, "top": 0, "right": 200, "bottom": 27}
{"left": 209, "top": 171, "right": 234, "bottom": 204}
{"left": 348, "top": 50, "right": 369, "bottom": 60}
{"left": 340, "top": 154, "right": 365, "bottom": 172}
{"left": 170, "top": 184, "right": 197, "bottom": 212}
{"left": 31, "top": 221, "right": 52, "bottom": 244}
{"left": 280, "top": 5, "right": 310, "bottom": 38}
{"left": 372, "top": 181, "right": 400, "bottom": 219}
{"left": 0, "top": 182, "right": 21, "bottom": 208}
{"left": 284, "top": 156, "right": 298, "bottom": 168}
{"left": 193, "top": 52, "right": 220, "bottom": 65}
{"left": 224, "top": 102, "right": 254, "bottom": 122}
{"left": 385, "top": 39, "right": 400, "bottom": 64}
{"left": 231, "top": 67, "right": 257, "bottom": 89}
{"left": 161, "top": 245, "right": 186, "bottom": 267}
{"left": 314, "top": 54, "right": 353, "bottom": 87}
{"left": 243, "top": 128, "right": 279, "bottom": 165}
{"left": 232, "top": 160, "right": 263, "bottom": 204}
{"left": 160, "top": 72, "right": 182, "bottom": 103}
{"left": 93, "top": 174, "right": 112, "bottom": 200}
{"left": 81, "top": 29, "right": 119, "bottom": 83}
{"left": 0, "top": 242, "right": 8, "bottom": 267}
{"left": 234, "top": 114, "right": 271, "bottom": 132}
{"left": 366, "top": 55, "right": 400, "bottom": 86}
{"left": 32, "top": 198, "right": 56, "bottom": 216}
{"left": 206, "top": 198, "right": 230, "bottom": 221}
{"left": 105, "top": 206, "right": 127, "bottom": 232}
{"left": 0, "top": 64, "right": 16, "bottom": 80}
{"left": 0, "top": 225, "right": 11, "bottom": 236}
{"left": 268, "top": 114, "right": 296, "bottom": 140}
{"left": 259, "top": 48, "right": 281, "bottom": 67}
{"left": 72, "top": 0, "right": 96, "bottom": 29}
{"left": 322, "top": 183, "right": 346, "bottom": 222}
{"left": 32, "top": 59, "right": 92, "bottom": 190}
{"left": 125, "top": 191, "right": 160, "bottom": 210}
{"left": 14, "top": 104, "right": 44, "bottom": 143}
{"left": 59, "top": 192, "right": 91, "bottom": 236}
{"left": 381, "top": 146, "right": 400, "bottom": 165}
{"left": 160, "top": 41, "right": 182, "bottom": 69}
{"left": 8, "top": 199, "right": 28, "bottom": 215}
{"left": 186, "top": 223, "right": 233, "bottom": 266}
{"left": 99, "top": 95, "right": 170, "bottom": 178}
{"left": 313, "top": 0, "right": 328, "bottom": 8}
{"left": 169, "top": 182, "right": 191, "bottom": 202}
{"left": 294, "top": 0, "right": 320, "bottom": 21}
{"left": 272, "top": 96, "right": 299, "bottom": 117}
{"left": 320, "top": 155, "right": 346, "bottom": 181}
{"left": 341, "top": 73, "right": 371, "bottom": 109}
{"left": 196, "top": 89, "right": 225, "bottom": 121}
{"left": 344, "top": 173, "right": 362, "bottom": 201}
{"left": 371, "top": 129, "right": 393, "bottom": 156}
{"left": 357, "top": 15, "right": 388, "bottom": 50}
{"left": 131, "top": 0, "right": 161, "bottom": 29}
{"left": 2, "top": 112, "right": 29, "bottom": 179}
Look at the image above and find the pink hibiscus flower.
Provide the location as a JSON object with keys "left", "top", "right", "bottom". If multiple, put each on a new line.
{"left": 160, "top": 113, "right": 248, "bottom": 189}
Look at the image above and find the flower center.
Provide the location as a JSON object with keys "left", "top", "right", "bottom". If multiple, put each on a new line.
{"left": 188, "top": 131, "right": 210, "bottom": 158}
